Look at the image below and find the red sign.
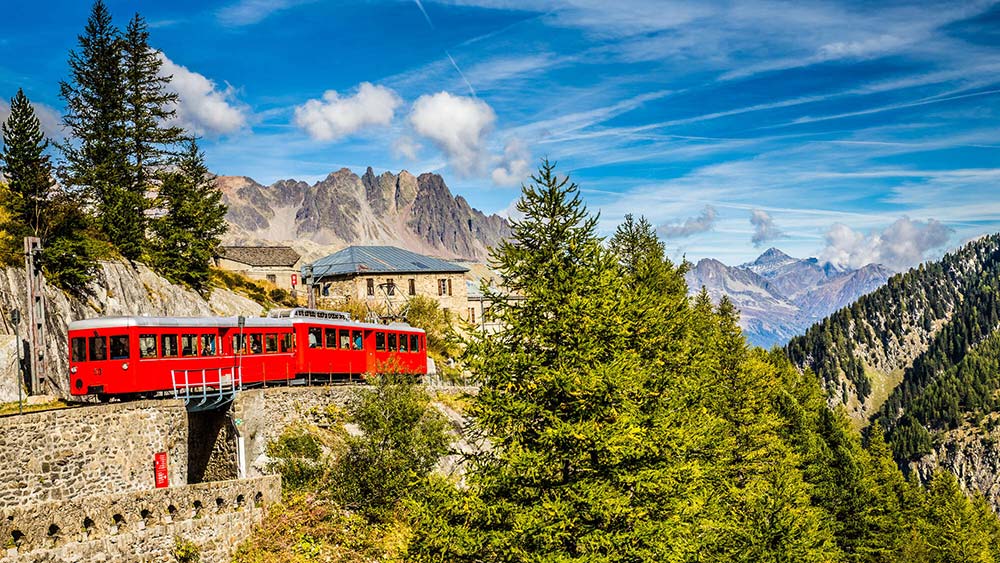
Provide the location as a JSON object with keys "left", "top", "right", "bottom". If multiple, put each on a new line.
{"left": 291, "top": 274, "right": 298, "bottom": 286}
{"left": 154, "top": 452, "right": 168, "bottom": 488}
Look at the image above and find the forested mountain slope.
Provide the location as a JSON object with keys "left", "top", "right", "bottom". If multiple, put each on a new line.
{"left": 787, "top": 233, "right": 1000, "bottom": 506}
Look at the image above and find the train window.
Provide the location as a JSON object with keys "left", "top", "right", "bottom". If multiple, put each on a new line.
{"left": 180, "top": 334, "right": 197, "bottom": 357}
{"left": 308, "top": 327, "right": 321, "bottom": 348}
{"left": 339, "top": 329, "right": 350, "bottom": 350}
{"left": 375, "top": 332, "right": 385, "bottom": 351}
{"left": 232, "top": 334, "right": 246, "bottom": 355}
{"left": 325, "top": 328, "right": 337, "bottom": 349}
{"left": 110, "top": 335, "right": 130, "bottom": 360}
{"left": 281, "top": 333, "right": 295, "bottom": 352}
{"left": 353, "top": 331, "right": 363, "bottom": 350}
{"left": 265, "top": 334, "right": 278, "bottom": 353}
{"left": 139, "top": 335, "right": 157, "bottom": 358}
{"left": 387, "top": 333, "right": 397, "bottom": 352}
{"left": 89, "top": 336, "right": 107, "bottom": 361}
{"left": 399, "top": 334, "right": 408, "bottom": 352}
{"left": 248, "top": 334, "right": 263, "bottom": 354}
{"left": 162, "top": 335, "right": 178, "bottom": 358}
{"left": 201, "top": 334, "right": 217, "bottom": 356}
{"left": 410, "top": 334, "right": 419, "bottom": 352}
{"left": 71, "top": 337, "right": 86, "bottom": 362}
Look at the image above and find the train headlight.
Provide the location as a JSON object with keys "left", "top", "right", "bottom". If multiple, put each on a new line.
{"left": 122, "top": 362, "right": 129, "bottom": 370}
{"left": 70, "top": 366, "right": 77, "bottom": 374}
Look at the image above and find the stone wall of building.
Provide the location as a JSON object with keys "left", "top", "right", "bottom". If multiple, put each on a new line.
{"left": 315, "top": 272, "right": 469, "bottom": 318}
{"left": 0, "top": 475, "right": 280, "bottom": 563}
{"left": 0, "top": 400, "right": 188, "bottom": 507}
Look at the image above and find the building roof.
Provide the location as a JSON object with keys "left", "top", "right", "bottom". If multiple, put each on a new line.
{"left": 219, "top": 246, "right": 301, "bottom": 268}
{"left": 307, "top": 246, "right": 469, "bottom": 279}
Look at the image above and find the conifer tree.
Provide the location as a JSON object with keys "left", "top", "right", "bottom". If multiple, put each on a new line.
{"left": 148, "top": 139, "right": 226, "bottom": 293}
{"left": 60, "top": 0, "right": 133, "bottom": 257}
{"left": 0, "top": 89, "right": 53, "bottom": 252}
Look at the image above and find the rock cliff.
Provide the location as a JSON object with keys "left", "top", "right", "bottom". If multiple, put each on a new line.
{"left": 219, "top": 167, "right": 510, "bottom": 261}
{"left": 0, "top": 262, "right": 264, "bottom": 402}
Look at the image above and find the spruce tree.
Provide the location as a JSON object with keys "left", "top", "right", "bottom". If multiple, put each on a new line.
{"left": 0, "top": 89, "right": 53, "bottom": 253}
{"left": 59, "top": 0, "right": 133, "bottom": 257}
{"left": 148, "top": 139, "right": 227, "bottom": 293}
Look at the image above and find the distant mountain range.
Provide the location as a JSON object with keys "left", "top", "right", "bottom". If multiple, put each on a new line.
{"left": 685, "top": 248, "right": 893, "bottom": 348}
{"left": 218, "top": 167, "right": 510, "bottom": 262}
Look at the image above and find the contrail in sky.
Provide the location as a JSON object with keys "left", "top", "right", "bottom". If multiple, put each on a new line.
{"left": 413, "top": 0, "right": 477, "bottom": 97}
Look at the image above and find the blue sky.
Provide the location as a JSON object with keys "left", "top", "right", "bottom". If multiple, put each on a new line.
{"left": 2, "top": 0, "right": 999, "bottom": 269}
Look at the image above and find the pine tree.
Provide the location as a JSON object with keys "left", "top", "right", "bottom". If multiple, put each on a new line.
{"left": 148, "top": 139, "right": 227, "bottom": 293}
{"left": 0, "top": 89, "right": 53, "bottom": 256}
{"left": 59, "top": 0, "right": 133, "bottom": 257}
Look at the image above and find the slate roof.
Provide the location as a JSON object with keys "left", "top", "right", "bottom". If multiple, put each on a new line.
{"left": 307, "top": 246, "right": 469, "bottom": 279}
{"left": 219, "top": 246, "right": 301, "bottom": 268}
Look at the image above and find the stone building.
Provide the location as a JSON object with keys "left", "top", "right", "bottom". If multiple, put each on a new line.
{"left": 304, "top": 246, "right": 469, "bottom": 315}
{"left": 215, "top": 246, "right": 302, "bottom": 291}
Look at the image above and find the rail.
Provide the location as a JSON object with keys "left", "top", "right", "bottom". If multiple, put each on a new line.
{"left": 170, "top": 365, "right": 241, "bottom": 412}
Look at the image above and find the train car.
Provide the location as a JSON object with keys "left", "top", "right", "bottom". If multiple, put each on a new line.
{"left": 68, "top": 310, "right": 429, "bottom": 399}
{"left": 269, "top": 309, "right": 427, "bottom": 378}
{"left": 68, "top": 316, "right": 294, "bottom": 398}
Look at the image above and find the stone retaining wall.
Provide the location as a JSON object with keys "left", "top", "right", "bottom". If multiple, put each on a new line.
{"left": 0, "top": 400, "right": 187, "bottom": 507}
{"left": 0, "top": 475, "right": 280, "bottom": 563}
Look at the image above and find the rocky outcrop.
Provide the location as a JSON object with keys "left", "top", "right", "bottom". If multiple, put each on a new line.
{"left": 220, "top": 167, "right": 510, "bottom": 261}
{"left": 912, "top": 420, "right": 1000, "bottom": 510}
{"left": 0, "top": 262, "right": 264, "bottom": 402}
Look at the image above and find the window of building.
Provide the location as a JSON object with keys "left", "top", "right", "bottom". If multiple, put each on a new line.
{"left": 308, "top": 327, "right": 322, "bottom": 348}
{"left": 71, "top": 337, "right": 86, "bottom": 362}
{"left": 89, "top": 336, "right": 107, "bottom": 361}
{"left": 248, "top": 334, "right": 263, "bottom": 354}
{"left": 139, "top": 335, "right": 157, "bottom": 359}
{"left": 367, "top": 278, "right": 375, "bottom": 296}
{"left": 325, "top": 328, "right": 337, "bottom": 349}
{"left": 375, "top": 331, "right": 386, "bottom": 351}
{"left": 266, "top": 334, "right": 278, "bottom": 353}
{"left": 447, "top": 278, "right": 453, "bottom": 295}
{"left": 353, "top": 330, "right": 363, "bottom": 350}
{"left": 438, "top": 279, "right": 447, "bottom": 296}
{"left": 410, "top": 334, "right": 419, "bottom": 353}
{"left": 201, "top": 334, "right": 217, "bottom": 356}
{"left": 469, "top": 308, "right": 476, "bottom": 323}
{"left": 161, "top": 334, "right": 178, "bottom": 358}
{"left": 339, "top": 329, "right": 351, "bottom": 350}
{"left": 266, "top": 274, "right": 277, "bottom": 284}
{"left": 181, "top": 334, "right": 197, "bottom": 357}
{"left": 387, "top": 278, "right": 395, "bottom": 295}
{"left": 408, "top": 278, "right": 416, "bottom": 295}
{"left": 110, "top": 335, "right": 130, "bottom": 360}
{"left": 322, "top": 284, "right": 330, "bottom": 297}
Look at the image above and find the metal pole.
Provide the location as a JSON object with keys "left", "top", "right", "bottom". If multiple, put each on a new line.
{"left": 10, "top": 310, "right": 21, "bottom": 415}
{"left": 237, "top": 316, "right": 245, "bottom": 390}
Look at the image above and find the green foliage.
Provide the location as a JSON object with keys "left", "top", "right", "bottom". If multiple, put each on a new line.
{"left": 331, "top": 372, "right": 449, "bottom": 522}
{"left": 267, "top": 425, "right": 336, "bottom": 492}
{"left": 210, "top": 267, "right": 296, "bottom": 308}
{"left": 148, "top": 139, "right": 228, "bottom": 293}
{"left": 406, "top": 294, "right": 459, "bottom": 359}
{"left": 172, "top": 536, "right": 200, "bottom": 563}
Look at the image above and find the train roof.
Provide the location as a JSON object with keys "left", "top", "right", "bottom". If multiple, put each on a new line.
{"left": 68, "top": 315, "right": 425, "bottom": 333}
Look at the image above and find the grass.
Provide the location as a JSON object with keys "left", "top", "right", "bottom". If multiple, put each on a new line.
{"left": 0, "top": 398, "right": 72, "bottom": 417}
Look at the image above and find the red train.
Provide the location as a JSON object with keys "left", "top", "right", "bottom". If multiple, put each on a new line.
{"left": 67, "top": 308, "right": 428, "bottom": 399}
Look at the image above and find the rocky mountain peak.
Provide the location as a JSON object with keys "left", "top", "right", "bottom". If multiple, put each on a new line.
{"left": 219, "top": 167, "right": 510, "bottom": 261}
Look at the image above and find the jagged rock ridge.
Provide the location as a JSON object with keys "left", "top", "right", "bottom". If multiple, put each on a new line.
{"left": 218, "top": 168, "right": 510, "bottom": 261}
{"left": 685, "top": 248, "right": 893, "bottom": 348}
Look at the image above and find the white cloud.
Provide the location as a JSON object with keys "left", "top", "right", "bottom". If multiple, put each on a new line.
{"left": 750, "top": 208, "right": 782, "bottom": 246}
{"left": 658, "top": 205, "right": 717, "bottom": 238}
{"left": 819, "top": 217, "right": 953, "bottom": 271}
{"left": 216, "top": 0, "right": 314, "bottom": 26}
{"left": 491, "top": 138, "right": 532, "bottom": 186}
{"left": 293, "top": 83, "right": 401, "bottom": 142}
{"left": 393, "top": 135, "right": 422, "bottom": 160}
{"left": 158, "top": 53, "right": 247, "bottom": 136}
{"left": 0, "top": 98, "right": 63, "bottom": 139}
{"left": 409, "top": 91, "right": 496, "bottom": 176}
